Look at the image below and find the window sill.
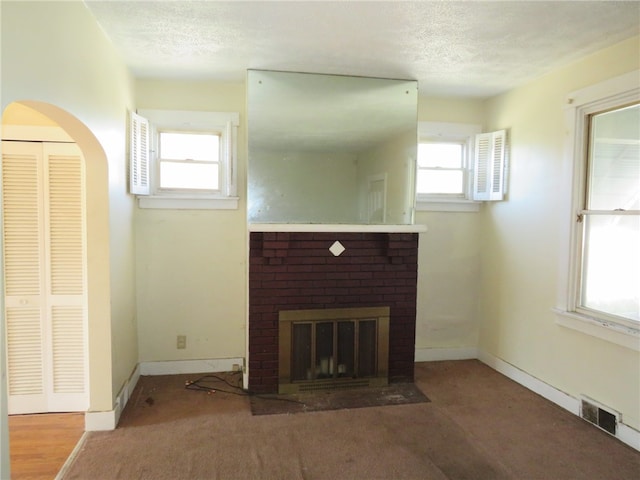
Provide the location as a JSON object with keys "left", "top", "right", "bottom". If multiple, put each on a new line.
{"left": 137, "top": 196, "right": 239, "bottom": 210}
{"left": 416, "top": 199, "right": 481, "bottom": 212}
{"left": 553, "top": 308, "right": 640, "bottom": 352}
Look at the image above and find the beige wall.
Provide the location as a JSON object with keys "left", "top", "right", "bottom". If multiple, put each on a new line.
{"left": 133, "top": 81, "right": 487, "bottom": 365}
{"left": 414, "top": 96, "right": 485, "bottom": 355}
{"left": 134, "top": 80, "right": 248, "bottom": 362}
{"left": 1, "top": 0, "right": 138, "bottom": 421}
{"left": 480, "top": 36, "right": 640, "bottom": 430}
{"left": 415, "top": 211, "right": 483, "bottom": 351}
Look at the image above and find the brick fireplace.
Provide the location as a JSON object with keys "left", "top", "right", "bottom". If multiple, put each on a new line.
{"left": 248, "top": 228, "right": 420, "bottom": 394}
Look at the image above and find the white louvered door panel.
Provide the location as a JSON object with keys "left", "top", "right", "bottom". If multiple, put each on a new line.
{"left": 1, "top": 141, "right": 47, "bottom": 413}
{"left": 2, "top": 141, "right": 88, "bottom": 414}
{"left": 49, "top": 306, "right": 85, "bottom": 408}
{"left": 43, "top": 143, "right": 88, "bottom": 411}
{"left": 5, "top": 308, "right": 46, "bottom": 412}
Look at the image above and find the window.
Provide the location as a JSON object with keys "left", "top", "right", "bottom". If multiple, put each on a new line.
{"left": 131, "top": 109, "right": 239, "bottom": 209}
{"left": 556, "top": 70, "right": 640, "bottom": 350}
{"left": 417, "top": 142, "right": 466, "bottom": 195}
{"left": 158, "top": 131, "right": 220, "bottom": 191}
{"left": 579, "top": 103, "right": 639, "bottom": 322}
{"left": 416, "top": 122, "right": 507, "bottom": 212}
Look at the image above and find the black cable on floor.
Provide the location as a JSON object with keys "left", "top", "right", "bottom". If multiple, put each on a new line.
{"left": 184, "top": 372, "right": 303, "bottom": 404}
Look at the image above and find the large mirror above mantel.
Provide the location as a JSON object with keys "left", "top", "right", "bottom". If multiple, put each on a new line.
{"left": 247, "top": 70, "right": 418, "bottom": 225}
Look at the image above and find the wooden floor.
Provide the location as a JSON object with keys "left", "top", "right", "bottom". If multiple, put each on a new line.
{"left": 9, "top": 413, "right": 85, "bottom": 480}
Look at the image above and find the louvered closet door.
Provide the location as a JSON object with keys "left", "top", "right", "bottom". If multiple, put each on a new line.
{"left": 43, "top": 142, "right": 87, "bottom": 411}
{"left": 2, "top": 141, "right": 88, "bottom": 414}
{"left": 2, "top": 141, "right": 47, "bottom": 413}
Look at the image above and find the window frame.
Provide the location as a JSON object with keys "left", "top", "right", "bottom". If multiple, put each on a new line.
{"left": 136, "top": 109, "right": 239, "bottom": 210}
{"left": 555, "top": 70, "right": 640, "bottom": 351}
{"left": 416, "top": 122, "right": 482, "bottom": 212}
{"left": 417, "top": 140, "right": 468, "bottom": 196}
{"left": 156, "top": 129, "right": 222, "bottom": 194}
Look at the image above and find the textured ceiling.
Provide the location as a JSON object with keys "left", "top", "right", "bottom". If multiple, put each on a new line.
{"left": 84, "top": 1, "right": 640, "bottom": 98}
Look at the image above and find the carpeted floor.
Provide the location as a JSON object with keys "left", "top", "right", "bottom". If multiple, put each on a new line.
{"left": 62, "top": 360, "right": 640, "bottom": 480}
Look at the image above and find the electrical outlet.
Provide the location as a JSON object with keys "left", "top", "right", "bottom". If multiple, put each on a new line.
{"left": 177, "top": 335, "right": 186, "bottom": 349}
{"left": 232, "top": 363, "right": 240, "bottom": 372}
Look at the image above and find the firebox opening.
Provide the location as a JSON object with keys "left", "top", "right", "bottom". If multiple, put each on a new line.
{"left": 279, "top": 306, "right": 389, "bottom": 394}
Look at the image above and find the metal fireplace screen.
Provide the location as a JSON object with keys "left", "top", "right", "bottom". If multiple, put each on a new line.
{"left": 278, "top": 306, "right": 389, "bottom": 394}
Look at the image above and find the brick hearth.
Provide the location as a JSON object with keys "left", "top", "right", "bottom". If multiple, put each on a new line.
{"left": 248, "top": 231, "right": 419, "bottom": 394}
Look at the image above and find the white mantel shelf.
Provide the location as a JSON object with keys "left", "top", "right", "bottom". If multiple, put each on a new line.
{"left": 248, "top": 223, "right": 428, "bottom": 233}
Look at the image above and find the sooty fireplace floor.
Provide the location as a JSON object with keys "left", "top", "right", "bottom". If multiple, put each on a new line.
{"left": 250, "top": 382, "right": 429, "bottom": 416}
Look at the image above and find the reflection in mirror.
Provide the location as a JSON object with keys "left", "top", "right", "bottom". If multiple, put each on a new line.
{"left": 247, "top": 70, "right": 418, "bottom": 225}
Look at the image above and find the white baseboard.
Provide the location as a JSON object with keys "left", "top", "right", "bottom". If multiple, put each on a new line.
{"left": 618, "top": 423, "right": 640, "bottom": 451}
{"left": 477, "top": 350, "right": 640, "bottom": 451}
{"left": 415, "top": 346, "right": 478, "bottom": 362}
{"left": 84, "top": 410, "right": 117, "bottom": 431}
{"left": 85, "top": 363, "right": 141, "bottom": 431}
{"left": 139, "top": 357, "right": 244, "bottom": 376}
{"left": 114, "top": 363, "right": 141, "bottom": 425}
{"left": 477, "top": 350, "right": 579, "bottom": 414}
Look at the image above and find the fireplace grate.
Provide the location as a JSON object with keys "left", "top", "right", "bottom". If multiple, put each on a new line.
{"left": 279, "top": 306, "right": 390, "bottom": 394}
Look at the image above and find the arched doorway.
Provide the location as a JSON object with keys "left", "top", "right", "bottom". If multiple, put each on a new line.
{"left": 3, "top": 138, "right": 87, "bottom": 413}
{"left": 1, "top": 101, "right": 112, "bottom": 415}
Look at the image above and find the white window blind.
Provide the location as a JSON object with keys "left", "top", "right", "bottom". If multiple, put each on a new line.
{"left": 130, "top": 111, "right": 150, "bottom": 195}
{"left": 473, "top": 130, "right": 507, "bottom": 201}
